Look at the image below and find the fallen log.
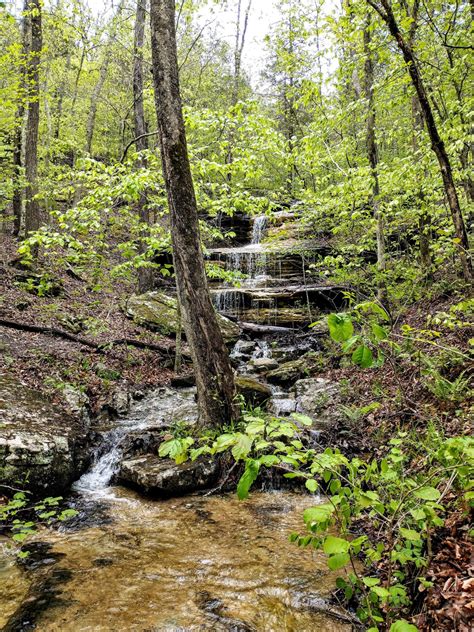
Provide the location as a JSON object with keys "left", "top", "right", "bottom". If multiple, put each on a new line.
{"left": 0, "top": 318, "right": 177, "bottom": 356}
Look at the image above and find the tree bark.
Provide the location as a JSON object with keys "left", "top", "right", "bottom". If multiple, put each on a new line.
{"left": 363, "top": 16, "right": 386, "bottom": 302}
{"left": 366, "top": 0, "right": 472, "bottom": 281}
{"left": 150, "top": 0, "right": 238, "bottom": 428}
{"left": 23, "top": 0, "right": 42, "bottom": 237}
{"left": 133, "top": 0, "right": 154, "bottom": 293}
{"left": 11, "top": 0, "right": 29, "bottom": 236}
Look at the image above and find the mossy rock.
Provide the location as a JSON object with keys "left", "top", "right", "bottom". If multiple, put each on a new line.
{"left": 235, "top": 376, "right": 272, "bottom": 407}
{"left": 266, "top": 352, "right": 324, "bottom": 385}
{"left": 125, "top": 291, "right": 240, "bottom": 342}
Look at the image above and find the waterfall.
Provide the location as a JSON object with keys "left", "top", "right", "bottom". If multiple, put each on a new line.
{"left": 251, "top": 215, "right": 268, "bottom": 244}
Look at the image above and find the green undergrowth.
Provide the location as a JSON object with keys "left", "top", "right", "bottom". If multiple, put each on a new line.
{"left": 159, "top": 299, "right": 473, "bottom": 631}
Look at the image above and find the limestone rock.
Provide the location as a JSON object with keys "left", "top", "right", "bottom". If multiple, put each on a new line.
{"left": 118, "top": 455, "right": 219, "bottom": 495}
{"left": 294, "top": 377, "right": 341, "bottom": 430}
{"left": 125, "top": 291, "right": 240, "bottom": 342}
{"left": 266, "top": 358, "right": 308, "bottom": 385}
{"left": 250, "top": 357, "right": 279, "bottom": 372}
{"left": 0, "top": 375, "right": 89, "bottom": 495}
{"left": 235, "top": 375, "right": 272, "bottom": 407}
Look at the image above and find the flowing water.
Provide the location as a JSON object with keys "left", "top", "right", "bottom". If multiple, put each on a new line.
{"left": 0, "top": 214, "right": 352, "bottom": 631}
{"left": 1, "top": 491, "right": 351, "bottom": 631}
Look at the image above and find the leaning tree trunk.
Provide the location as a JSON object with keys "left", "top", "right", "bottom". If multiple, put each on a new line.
{"left": 366, "top": 0, "right": 472, "bottom": 281}
{"left": 133, "top": 0, "right": 154, "bottom": 293}
{"left": 11, "top": 0, "right": 29, "bottom": 236}
{"left": 363, "top": 16, "right": 386, "bottom": 302}
{"left": 150, "top": 0, "right": 238, "bottom": 428}
{"left": 23, "top": 0, "right": 42, "bottom": 237}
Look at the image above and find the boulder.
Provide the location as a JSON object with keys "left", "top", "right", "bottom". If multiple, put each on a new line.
{"left": 0, "top": 375, "right": 89, "bottom": 495}
{"left": 250, "top": 357, "right": 279, "bottom": 372}
{"left": 266, "top": 358, "right": 308, "bottom": 385}
{"left": 235, "top": 375, "right": 272, "bottom": 407}
{"left": 294, "top": 377, "right": 341, "bottom": 430}
{"left": 118, "top": 455, "right": 219, "bottom": 495}
{"left": 125, "top": 291, "right": 240, "bottom": 342}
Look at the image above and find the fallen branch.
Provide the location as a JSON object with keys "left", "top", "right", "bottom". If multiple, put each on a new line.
{"left": 0, "top": 318, "right": 176, "bottom": 356}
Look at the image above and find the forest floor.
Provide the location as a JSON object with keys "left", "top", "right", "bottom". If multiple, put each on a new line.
{"left": 1, "top": 234, "right": 472, "bottom": 631}
{"left": 0, "top": 235, "right": 175, "bottom": 415}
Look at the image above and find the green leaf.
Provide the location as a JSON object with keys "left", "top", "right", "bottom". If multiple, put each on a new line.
{"left": 231, "top": 434, "right": 253, "bottom": 461}
{"left": 323, "top": 535, "right": 350, "bottom": 555}
{"left": 328, "top": 313, "right": 354, "bottom": 342}
{"left": 327, "top": 552, "right": 350, "bottom": 570}
{"left": 305, "top": 479, "right": 318, "bottom": 493}
{"left": 414, "top": 487, "right": 441, "bottom": 501}
{"left": 236, "top": 459, "right": 260, "bottom": 500}
{"left": 399, "top": 527, "right": 421, "bottom": 541}
{"left": 389, "top": 620, "right": 418, "bottom": 632}
{"left": 362, "top": 577, "right": 381, "bottom": 587}
{"left": 352, "top": 345, "right": 373, "bottom": 368}
{"left": 290, "top": 412, "right": 313, "bottom": 426}
{"left": 371, "top": 322, "right": 388, "bottom": 341}
{"left": 303, "top": 503, "right": 334, "bottom": 525}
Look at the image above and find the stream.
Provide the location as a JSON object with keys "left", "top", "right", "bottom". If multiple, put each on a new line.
{"left": 1, "top": 215, "right": 351, "bottom": 631}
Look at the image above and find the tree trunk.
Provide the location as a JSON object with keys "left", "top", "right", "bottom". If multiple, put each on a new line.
{"left": 23, "top": 0, "right": 42, "bottom": 237}
{"left": 85, "top": 52, "right": 111, "bottom": 155}
{"left": 150, "top": 0, "right": 238, "bottom": 428}
{"left": 11, "top": 0, "right": 29, "bottom": 237}
{"left": 133, "top": 0, "right": 154, "bottom": 293}
{"left": 85, "top": 2, "right": 123, "bottom": 155}
{"left": 363, "top": 16, "right": 386, "bottom": 302}
{"left": 366, "top": 0, "right": 472, "bottom": 281}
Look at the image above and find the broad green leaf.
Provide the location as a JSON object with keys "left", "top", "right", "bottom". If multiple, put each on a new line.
{"left": 237, "top": 459, "right": 260, "bottom": 500}
{"left": 389, "top": 620, "right": 419, "bottom": 632}
{"left": 328, "top": 313, "right": 354, "bottom": 342}
{"left": 291, "top": 412, "right": 313, "bottom": 426}
{"left": 303, "top": 503, "right": 334, "bottom": 525}
{"left": 399, "top": 527, "right": 421, "bottom": 541}
{"left": 323, "top": 535, "right": 350, "bottom": 555}
{"left": 305, "top": 479, "right": 318, "bottom": 493}
{"left": 414, "top": 487, "right": 441, "bottom": 501}
{"left": 362, "top": 577, "right": 380, "bottom": 587}
{"left": 352, "top": 345, "right": 373, "bottom": 368}
{"left": 231, "top": 434, "right": 253, "bottom": 461}
{"left": 371, "top": 322, "right": 388, "bottom": 341}
{"left": 327, "top": 552, "right": 350, "bottom": 570}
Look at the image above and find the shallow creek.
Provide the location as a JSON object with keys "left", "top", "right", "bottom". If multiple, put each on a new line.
{"left": 0, "top": 216, "right": 351, "bottom": 631}
{"left": 1, "top": 488, "right": 351, "bottom": 631}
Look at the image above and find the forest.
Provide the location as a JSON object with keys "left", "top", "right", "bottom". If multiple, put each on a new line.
{"left": 0, "top": 0, "right": 472, "bottom": 630}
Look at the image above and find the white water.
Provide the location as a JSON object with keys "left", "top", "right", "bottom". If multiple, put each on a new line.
{"left": 251, "top": 215, "right": 268, "bottom": 244}
{"left": 73, "top": 386, "right": 197, "bottom": 494}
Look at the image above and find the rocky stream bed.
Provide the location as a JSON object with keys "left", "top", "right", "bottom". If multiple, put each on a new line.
{"left": 0, "top": 213, "right": 353, "bottom": 631}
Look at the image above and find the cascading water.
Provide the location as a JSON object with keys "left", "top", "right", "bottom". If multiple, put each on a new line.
{"left": 251, "top": 214, "right": 268, "bottom": 244}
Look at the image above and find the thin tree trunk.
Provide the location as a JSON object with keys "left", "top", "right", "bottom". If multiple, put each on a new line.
{"left": 363, "top": 16, "right": 386, "bottom": 302}
{"left": 226, "top": 0, "right": 252, "bottom": 181}
{"left": 133, "top": 0, "right": 153, "bottom": 293}
{"left": 150, "top": 0, "right": 238, "bottom": 428}
{"left": 54, "top": 49, "right": 71, "bottom": 140}
{"left": 11, "top": 0, "right": 29, "bottom": 236}
{"left": 366, "top": 0, "right": 472, "bottom": 280}
{"left": 23, "top": 0, "right": 42, "bottom": 237}
{"left": 85, "top": 53, "right": 111, "bottom": 155}
{"left": 85, "top": 2, "right": 123, "bottom": 155}
{"left": 412, "top": 95, "right": 432, "bottom": 274}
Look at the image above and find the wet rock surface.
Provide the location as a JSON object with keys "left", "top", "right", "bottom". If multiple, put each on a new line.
{"left": 118, "top": 455, "right": 219, "bottom": 495}
{"left": 125, "top": 291, "right": 240, "bottom": 342}
{"left": 294, "top": 378, "right": 342, "bottom": 430}
{"left": 0, "top": 375, "right": 89, "bottom": 495}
